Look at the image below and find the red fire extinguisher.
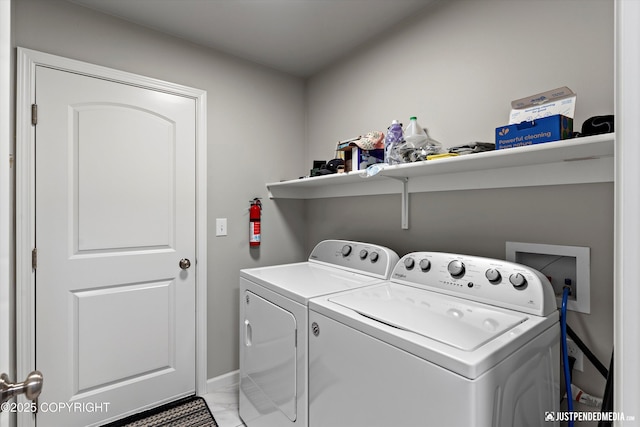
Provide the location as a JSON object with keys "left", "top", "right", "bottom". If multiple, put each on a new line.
{"left": 249, "top": 198, "right": 262, "bottom": 247}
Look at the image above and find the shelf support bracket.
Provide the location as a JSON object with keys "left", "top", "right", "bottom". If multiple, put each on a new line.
{"left": 387, "top": 176, "right": 409, "bottom": 229}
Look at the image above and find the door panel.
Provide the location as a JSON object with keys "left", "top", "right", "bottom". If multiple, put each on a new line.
{"left": 74, "top": 103, "right": 175, "bottom": 252}
{"left": 73, "top": 281, "right": 174, "bottom": 392}
{"left": 243, "top": 290, "right": 297, "bottom": 421}
{"left": 35, "top": 65, "right": 196, "bottom": 426}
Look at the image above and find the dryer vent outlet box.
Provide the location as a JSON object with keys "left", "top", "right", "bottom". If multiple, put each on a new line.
{"left": 506, "top": 242, "right": 590, "bottom": 314}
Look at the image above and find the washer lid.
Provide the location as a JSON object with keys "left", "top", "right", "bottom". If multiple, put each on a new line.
{"left": 328, "top": 283, "right": 528, "bottom": 351}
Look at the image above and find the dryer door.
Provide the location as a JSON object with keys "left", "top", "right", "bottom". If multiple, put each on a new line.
{"left": 242, "top": 290, "right": 297, "bottom": 421}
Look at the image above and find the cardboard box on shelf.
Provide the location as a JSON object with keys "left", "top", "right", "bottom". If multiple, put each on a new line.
{"left": 336, "top": 133, "right": 385, "bottom": 172}
{"left": 496, "top": 86, "right": 576, "bottom": 149}
{"left": 496, "top": 115, "right": 573, "bottom": 149}
{"left": 340, "top": 146, "right": 384, "bottom": 172}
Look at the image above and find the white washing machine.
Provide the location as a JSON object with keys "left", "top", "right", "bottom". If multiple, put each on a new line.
{"left": 309, "top": 252, "right": 560, "bottom": 427}
{"left": 239, "top": 240, "right": 399, "bottom": 427}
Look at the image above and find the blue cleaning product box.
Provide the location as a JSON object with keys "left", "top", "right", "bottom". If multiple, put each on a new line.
{"left": 496, "top": 86, "right": 576, "bottom": 149}
{"left": 495, "top": 115, "right": 573, "bottom": 149}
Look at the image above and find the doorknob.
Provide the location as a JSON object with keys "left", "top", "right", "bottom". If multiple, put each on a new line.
{"left": 0, "top": 371, "right": 43, "bottom": 405}
{"left": 179, "top": 258, "right": 191, "bottom": 270}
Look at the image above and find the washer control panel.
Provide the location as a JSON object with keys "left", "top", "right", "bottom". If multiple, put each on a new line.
{"left": 391, "top": 252, "right": 557, "bottom": 316}
{"left": 309, "top": 240, "right": 400, "bottom": 280}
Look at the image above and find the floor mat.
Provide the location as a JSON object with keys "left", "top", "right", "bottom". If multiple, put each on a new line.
{"left": 104, "top": 396, "right": 218, "bottom": 427}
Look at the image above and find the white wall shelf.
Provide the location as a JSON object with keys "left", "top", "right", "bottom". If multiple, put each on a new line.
{"left": 266, "top": 133, "right": 614, "bottom": 228}
{"left": 268, "top": 133, "right": 614, "bottom": 198}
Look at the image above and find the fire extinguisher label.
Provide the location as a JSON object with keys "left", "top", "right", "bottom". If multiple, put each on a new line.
{"left": 250, "top": 221, "right": 261, "bottom": 243}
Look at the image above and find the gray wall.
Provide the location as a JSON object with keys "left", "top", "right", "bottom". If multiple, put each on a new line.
{"left": 306, "top": 0, "right": 613, "bottom": 162}
{"left": 13, "top": 0, "right": 615, "bottom": 411}
{"left": 13, "top": 0, "right": 307, "bottom": 379}
{"left": 305, "top": 0, "right": 614, "bottom": 411}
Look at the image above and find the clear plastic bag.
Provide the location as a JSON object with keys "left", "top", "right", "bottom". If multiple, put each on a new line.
{"left": 388, "top": 128, "right": 442, "bottom": 163}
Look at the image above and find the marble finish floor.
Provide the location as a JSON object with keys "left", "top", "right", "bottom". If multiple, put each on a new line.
{"left": 203, "top": 382, "right": 245, "bottom": 427}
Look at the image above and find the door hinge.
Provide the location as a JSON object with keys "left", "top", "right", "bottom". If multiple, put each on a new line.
{"left": 31, "top": 104, "right": 37, "bottom": 125}
{"left": 32, "top": 248, "right": 37, "bottom": 270}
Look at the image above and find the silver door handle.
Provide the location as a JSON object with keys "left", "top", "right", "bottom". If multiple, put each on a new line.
{"left": 179, "top": 258, "right": 191, "bottom": 270}
{"left": 244, "top": 320, "right": 252, "bottom": 347}
{"left": 0, "top": 371, "right": 43, "bottom": 405}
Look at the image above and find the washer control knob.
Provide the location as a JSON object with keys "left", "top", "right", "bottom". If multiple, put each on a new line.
{"left": 404, "top": 257, "right": 415, "bottom": 270}
{"left": 359, "top": 249, "right": 368, "bottom": 260}
{"left": 485, "top": 268, "right": 502, "bottom": 284}
{"left": 419, "top": 259, "right": 431, "bottom": 272}
{"left": 509, "top": 273, "right": 527, "bottom": 288}
{"left": 369, "top": 252, "right": 379, "bottom": 263}
{"left": 341, "top": 245, "right": 352, "bottom": 257}
{"left": 447, "top": 260, "right": 465, "bottom": 278}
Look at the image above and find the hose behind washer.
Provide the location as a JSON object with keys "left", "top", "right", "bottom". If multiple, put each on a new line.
{"left": 561, "top": 287, "right": 574, "bottom": 427}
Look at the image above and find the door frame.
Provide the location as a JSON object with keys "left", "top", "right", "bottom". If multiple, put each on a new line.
{"left": 0, "top": 1, "right": 12, "bottom": 426}
{"left": 15, "top": 47, "right": 208, "bottom": 427}
{"left": 615, "top": 0, "right": 640, "bottom": 417}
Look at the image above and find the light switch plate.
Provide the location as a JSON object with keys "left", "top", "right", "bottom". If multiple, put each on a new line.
{"left": 216, "top": 218, "right": 227, "bottom": 236}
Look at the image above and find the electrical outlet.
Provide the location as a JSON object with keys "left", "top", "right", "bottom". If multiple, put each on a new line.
{"left": 566, "top": 338, "right": 584, "bottom": 372}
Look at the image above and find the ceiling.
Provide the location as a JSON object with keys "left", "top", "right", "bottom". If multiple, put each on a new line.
{"left": 67, "top": 0, "right": 436, "bottom": 77}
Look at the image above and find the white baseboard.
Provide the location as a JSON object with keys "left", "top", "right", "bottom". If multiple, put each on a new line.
{"left": 206, "top": 370, "right": 239, "bottom": 394}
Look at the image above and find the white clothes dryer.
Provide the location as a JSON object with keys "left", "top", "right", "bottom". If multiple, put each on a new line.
{"left": 309, "top": 252, "right": 560, "bottom": 427}
{"left": 239, "top": 240, "right": 399, "bottom": 427}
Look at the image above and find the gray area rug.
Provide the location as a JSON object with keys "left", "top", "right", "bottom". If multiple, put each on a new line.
{"left": 104, "top": 396, "right": 218, "bottom": 427}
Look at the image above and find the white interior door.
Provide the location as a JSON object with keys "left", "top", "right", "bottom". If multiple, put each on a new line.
{"left": 33, "top": 65, "right": 197, "bottom": 427}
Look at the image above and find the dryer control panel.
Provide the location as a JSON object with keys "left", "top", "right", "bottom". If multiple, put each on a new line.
{"left": 308, "top": 240, "right": 400, "bottom": 280}
{"left": 391, "top": 252, "right": 557, "bottom": 316}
